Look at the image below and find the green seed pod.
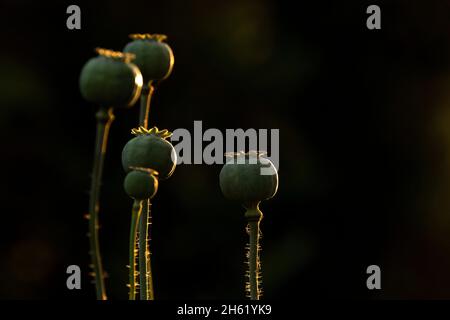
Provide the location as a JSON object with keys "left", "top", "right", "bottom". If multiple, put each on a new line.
{"left": 124, "top": 169, "right": 159, "bottom": 200}
{"left": 219, "top": 151, "right": 278, "bottom": 206}
{"left": 123, "top": 34, "right": 174, "bottom": 83}
{"left": 122, "top": 126, "right": 177, "bottom": 180}
{"left": 80, "top": 48, "right": 143, "bottom": 108}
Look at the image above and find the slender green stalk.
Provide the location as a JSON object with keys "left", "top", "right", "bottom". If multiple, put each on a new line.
{"left": 138, "top": 83, "right": 156, "bottom": 300}
{"left": 139, "top": 83, "right": 154, "bottom": 129}
{"left": 88, "top": 107, "right": 114, "bottom": 300}
{"left": 129, "top": 200, "right": 142, "bottom": 300}
{"left": 245, "top": 204, "right": 263, "bottom": 300}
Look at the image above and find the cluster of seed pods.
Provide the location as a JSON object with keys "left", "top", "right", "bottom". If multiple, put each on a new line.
{"left": 122, "top": 34, "right": 176, "bottom": 300}
{"left": 80, "top": 34, "right": 279, "bottom": 301}
{"left": 79, "top": 34, "right": 175, "bottom": 300}
{"left": 122, "top": 126, "right": 176, "bottom": 300}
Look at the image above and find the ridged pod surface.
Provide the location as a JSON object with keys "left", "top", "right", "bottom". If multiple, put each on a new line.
{"left": 79, "top": 48, "right": 142, "bottom": 107}
{"left": 122, "top": 127, "right": 176, "bottom": 180}
{"left": 219, "top": 152, "right": 278, "bottom": 205}
{"left": 124, "top": 34, "right": 174, "bottom": 82}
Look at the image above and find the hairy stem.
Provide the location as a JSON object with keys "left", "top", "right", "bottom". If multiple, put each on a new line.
{"left": 245, "top": 204, "right": 263, "bottom": 300}
{"left": 129, "top": 200, "right": 142, "bottom": 300}
{"left": 138, "top": 84, "right": 156, "bottom": 300}
{"left": 88, "top": 107, "right": 114, "bottom": 300}
{"left": 139, "top": 200, "right": 155, "bottom": 300}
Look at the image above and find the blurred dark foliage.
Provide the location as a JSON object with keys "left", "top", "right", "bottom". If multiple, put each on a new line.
{"left": 0, "top": 0, "right": 449, "bottom": 299}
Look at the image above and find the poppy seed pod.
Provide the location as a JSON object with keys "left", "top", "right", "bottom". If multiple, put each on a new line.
{"left": 124, "top": 169, "right": 159, "bottom": 200}
{"left": 123, "top": 34, "right": 174, "bottom": 82}
{"left": 79, "top": 48, "right": 143, "bottom": 107}
{"left": 219, "top": 151, "right": 278, "bottom": 205}
{"left": 122, "top": 126, "right": 177, "bottom": 180}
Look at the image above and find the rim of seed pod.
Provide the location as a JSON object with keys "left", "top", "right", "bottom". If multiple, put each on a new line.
{"left": 129, "top": 33, "right": 168, "bottom": 42}
{"left": 131, "top": 126, "right": 173, "bottom": 139}
{"left": 95, "top": 47, "right": 136, "bottom": 63}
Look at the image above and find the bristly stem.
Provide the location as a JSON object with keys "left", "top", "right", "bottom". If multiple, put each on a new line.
{"left": 245, "top": 203, "right": 263, "bottom": 300}
{"left": 138, "top": 83, "right": 156, "bottom": 300}
{"left": 139, "top": 200, "right": 155, "bottom": 300}
{"left": 129, "top": 200, "right": 142, "bottom": 300}
{"left": 88, "top": 107, "right": 114, "bottom": 300}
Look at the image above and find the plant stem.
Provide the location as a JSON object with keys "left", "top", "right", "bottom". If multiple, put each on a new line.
{"left": 139, "top": 83, "right": 154, "bottom": 129}
{"left": 139, "top": 200, "right": 155, "bottom": 300}
{"left": 129, "top": 200, "right": 142, "bottom": 300}
{"left": 138, "top": 83, "right": 156, "bottom": 300}
{"left": 245, "top": 203, "right": 263, "bottom": 300}
{"left": 88, "top": 107, "right": 114, "bottom": 300}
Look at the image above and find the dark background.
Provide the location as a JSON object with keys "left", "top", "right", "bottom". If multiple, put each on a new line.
{"left": 0, "top": 0, "right": 450, "bottom": 299}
